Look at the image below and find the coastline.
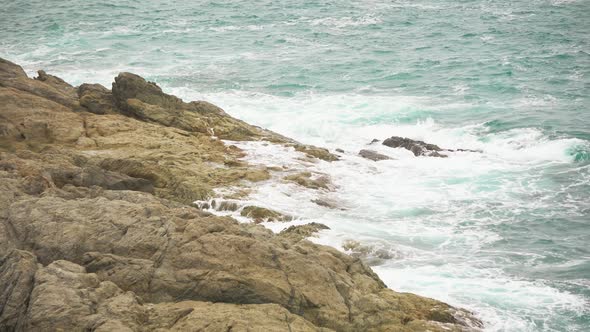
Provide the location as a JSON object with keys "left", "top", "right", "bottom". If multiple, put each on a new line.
{"left": 0, "top": 57, "right": 483, "bottom": 331}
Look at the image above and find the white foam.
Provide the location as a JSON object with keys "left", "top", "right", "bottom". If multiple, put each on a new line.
{"left": 180, "top": 90, "right": 589, "bottom": 331}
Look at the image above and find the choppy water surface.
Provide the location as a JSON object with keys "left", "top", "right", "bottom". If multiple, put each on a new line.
{"left": 1, "top": 0, "right": 589, "bottom": 330}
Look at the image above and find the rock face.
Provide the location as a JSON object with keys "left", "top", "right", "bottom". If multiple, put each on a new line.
{"left": 382, "top": 136, "right": 448, "bottom": 158}
{"left": 0, "top": 58, "right": 482, "bottom": 331}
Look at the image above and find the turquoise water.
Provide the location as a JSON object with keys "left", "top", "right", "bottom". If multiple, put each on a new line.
{"left": 1, "top": 0, "right": 589, "bottom": 330}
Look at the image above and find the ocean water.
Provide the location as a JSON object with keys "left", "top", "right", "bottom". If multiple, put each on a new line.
{"left": 1, "top": 0, "right": 589, "bottom": 330}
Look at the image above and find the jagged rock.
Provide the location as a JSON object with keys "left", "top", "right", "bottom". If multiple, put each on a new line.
{"left": 294, "top": 144, "right": 339, "bottom": 162}
{"left": 0, "top": 58, "right": 483, "bottom": 332}
{"left": 35, "top": 70, "right": 79, "bottom": 102}
{"left": 279, "top": 222, "right": 330, "bottom": 242}
{"left": 0, "top": 250, "right": 38, "bottom": 330}
{"left": 382, "top": 136, "right": 448, "bottom": 158}
{"left": 0, "top": 59, "right": 80, "bottom": 109}
{"left": 240, "top": 205, "right": 293, "bottom": 223}
{"left": 342, "top": 239, "right": 395, "bottom": 266}
{"left": 359, "top": 149, "right": 391, "bottom": 161}
{"left": 217, "top": 200, "right": 240, "bottom": 211}
{"left": 284, "top": 171, "right": 332, "bottom": 190}
{"left": 78, "top": 83, "right": 115, "bottom": 114}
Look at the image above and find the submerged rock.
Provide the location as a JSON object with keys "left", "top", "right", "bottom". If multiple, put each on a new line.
{"left": 359, "top": 149, "right": 391, "bottom": 161}
{"left": 0, "top": 58, "right": 482, "bottom": 332}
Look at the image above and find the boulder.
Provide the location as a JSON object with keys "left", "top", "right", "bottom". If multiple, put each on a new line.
{"left": 78, "top": 83, "right": 116, "bottom": 114}
{"left": 279, "top": 222, "right": 330, "bottom": 242}
{"left": 359, "top": 149, "right": 391, "bottom": 161}
{"left": 382, "top": 136, "right": 448, "bottom": 158}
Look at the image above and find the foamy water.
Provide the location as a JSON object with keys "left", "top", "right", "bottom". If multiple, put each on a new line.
{"left": 2, "top": 0, "right": 588, "bottom": 330}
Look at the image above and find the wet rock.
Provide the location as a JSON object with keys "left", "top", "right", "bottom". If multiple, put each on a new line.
{"left": 382, "top": 136, "right": 448, "bottom": 158}
{"left": 311, "top": 198, "right": 340, "bottom": 209}
{"left": 342, "top": 239, "right": 395, "bottom": 266}
{"left": 217, "top": 200, "right": 240, "bottom": 211}
{"left": 359, "top": 149, "right": 391, "bottom": 161}
{"left": 279, "top": 222, "right": 330, "bottom": 242}
{"left": 284, "top": 171, "right": 332, "bottom": 190}
{"left": 294, "top": 144, "right": 339, "bottom": 162}
{"left": 335, "top": 148, "right": 344, "bottom": 153}
{"left": 240, "top": 205, "right": 293, "bottom": 223}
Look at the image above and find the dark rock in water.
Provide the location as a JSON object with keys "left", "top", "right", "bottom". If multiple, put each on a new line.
{"left": 382, "top": 136, "right": 448, "bottom": 158}
{"left": 279, "top": 222, "right": 330, "bottom": 242}
{"left": 359, "top": 149, "right": 391, "bottom": 161}
{"left": 447, "top": 148, "right": 483, "bottom": 153}
{"left": 335, "top": 148, "right": 344, "bottom": 153}
{"left": 311, "top": 198, "right": 338, "bottom": 209}
{"left": 240, "top": 205, "right": 293, "bottom": 223}
{"left": 369, "top": 139, "right": 380, "bottom": 144}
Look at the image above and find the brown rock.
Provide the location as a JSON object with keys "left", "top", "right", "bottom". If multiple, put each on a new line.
{"left": 78, "top": 83, "right": 116, "bottom": 114}
{"left": 383, "top": 136, "right": 448, "bottom": 158}
{"left": 0, "top": 57, "right": 483, "bottom": 332}
{"left": 279, "top": 222, "right": 330, "bottom": 242}
{"left": 240, "top": 205, "right": 293, "bottom": 223}
{"left": 359, "top": 149, "right": 391, "bottom": 161}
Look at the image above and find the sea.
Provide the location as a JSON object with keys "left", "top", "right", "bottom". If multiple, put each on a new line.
{"left": 1, "top": 0, "right": 589, "bottom": 331}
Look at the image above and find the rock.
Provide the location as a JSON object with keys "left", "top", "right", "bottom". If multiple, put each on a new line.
{"left": 335, "top": 148, "right": 344, "bottom": 153}
{"left": 284, "top": 171, "right": 332, "bottom": 190}
{"left": 49, "top": 166, "right": 154, "bottom": 193}
{"left": 0, "top": 59, "right": 80, "bottom": 109}
{"left": 382, "top": 136, "right": 448, "bottom": 158}
{"left": 35, "top": 70, "right": 79, "bottom": 103}
{"left": 78, "top": 83, "right": 115, "bottom": 114}
{"left": 369, "top": 139, "right": 380, "bottom": 144}
{"left": 0, "top": 250, "right": 38, "bottom": 330}
{"left": 0, "top": 57, "right": 483, "bottom": 332}
{"left": 342, "top": 239, "right": 395, "bottom": 266}
{"left": 311, "top": 198, "right": 340, "bottom": 209}
{"left": 279, "top": 222, "right": 330, "bottom": 242}
{"left": 359, "top": 149, "right": 391, "bottom": 161}
{"left": 240, "top": 205, "right": 293, "bottom": 223}
{"left": 217, "top": 200, "right": 240, "bottom": 211}
{"left": 294, "top": 144, "right": 339, "bottom": 162}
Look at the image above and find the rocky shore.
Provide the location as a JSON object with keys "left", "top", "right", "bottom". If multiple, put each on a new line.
{"left": 0, "top": 58, "right": 482, "bottom": 331}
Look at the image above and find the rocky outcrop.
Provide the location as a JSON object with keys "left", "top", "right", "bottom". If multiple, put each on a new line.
{"left": 279, "top": 222, "right": 330, "bottom": 242}
{"left": 240, "top": 205, "right": 293, "bottom": 223}
{"left": 382, "top": 136, "right": 448, "bottom": 158}
{"left": 359, "top": 149, "right": 391, "bottom": 161}
{"left": 0, "top": 58, "right": 482, "bottom": 331}
{"left": 381, "top": 136, "right": 482, "bottom": 158}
